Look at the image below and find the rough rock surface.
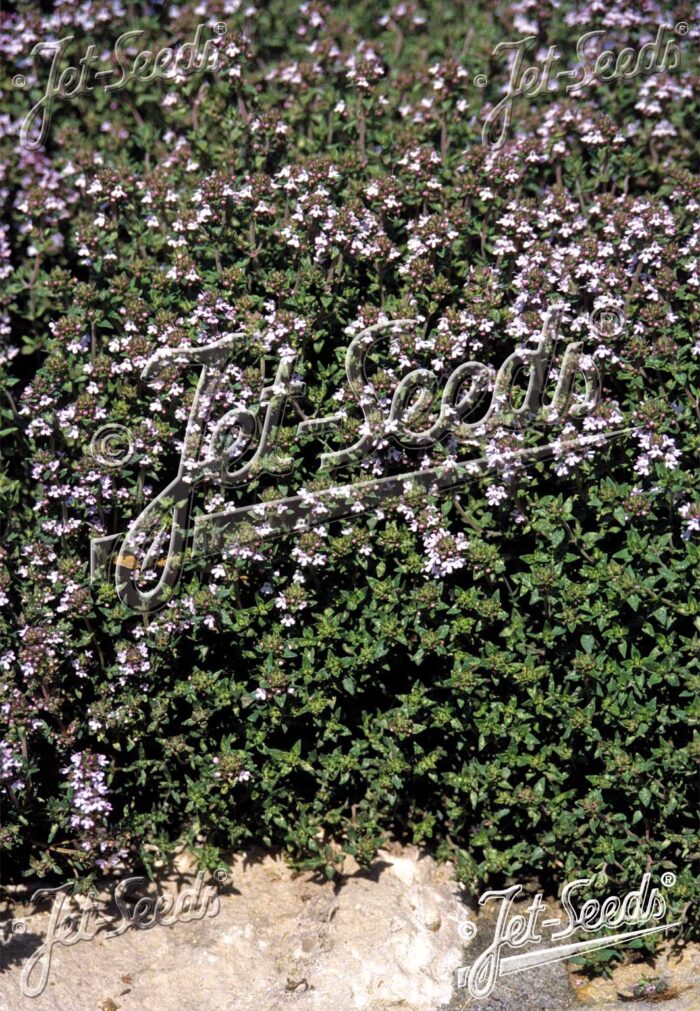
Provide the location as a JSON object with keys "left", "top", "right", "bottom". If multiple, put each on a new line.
{"left": 0, "top": 845, "right": 465, "bottom": 1011}
{"left": 1, "top": 848, "right": 697, "bottom": 1011}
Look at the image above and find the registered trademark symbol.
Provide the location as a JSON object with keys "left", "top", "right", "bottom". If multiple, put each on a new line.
{"left": 215, "top": 22, "right": 227, "bottom": 36}
{"left": 590, "top": 305, "right": 625, "bottom": 338}
{"left": 474, "top": 74, "right": 488, "bottom": 89}
{"left": 12, "top": 75, "right": 27, "bottom": 89}
{"left": 676, "top": 21, "right": 689, "bottom": 35}
{"left": 661, "top": 872, "right": 677, "bottom": 888}
{"left": 214, "top": 867, "right": 231, "bottom": 884}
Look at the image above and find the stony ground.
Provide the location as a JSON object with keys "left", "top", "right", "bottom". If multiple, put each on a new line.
{"left": 1, "top": 847, "right": 697, "bottom": 1011}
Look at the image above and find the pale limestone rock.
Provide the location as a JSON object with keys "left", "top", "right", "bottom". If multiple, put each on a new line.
{"left": 0, "top": 845, "right": 465, "bottom": 1011}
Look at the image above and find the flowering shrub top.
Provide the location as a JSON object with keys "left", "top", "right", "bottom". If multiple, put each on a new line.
{"left": 0, "top": 0, "right": 697, "bottom": 945}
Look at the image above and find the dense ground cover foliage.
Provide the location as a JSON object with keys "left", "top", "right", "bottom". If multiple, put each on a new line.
{"left": 0, "top": 0, "right": 698, "bottom": 953}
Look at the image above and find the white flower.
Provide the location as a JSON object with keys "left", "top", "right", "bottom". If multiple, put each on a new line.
{"left": 486, "top": 484, "right": 508, "bottom": 505}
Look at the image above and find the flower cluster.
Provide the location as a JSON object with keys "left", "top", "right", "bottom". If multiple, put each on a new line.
{"left": 62, "top": 751, "right": 113, "bottom": 834}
